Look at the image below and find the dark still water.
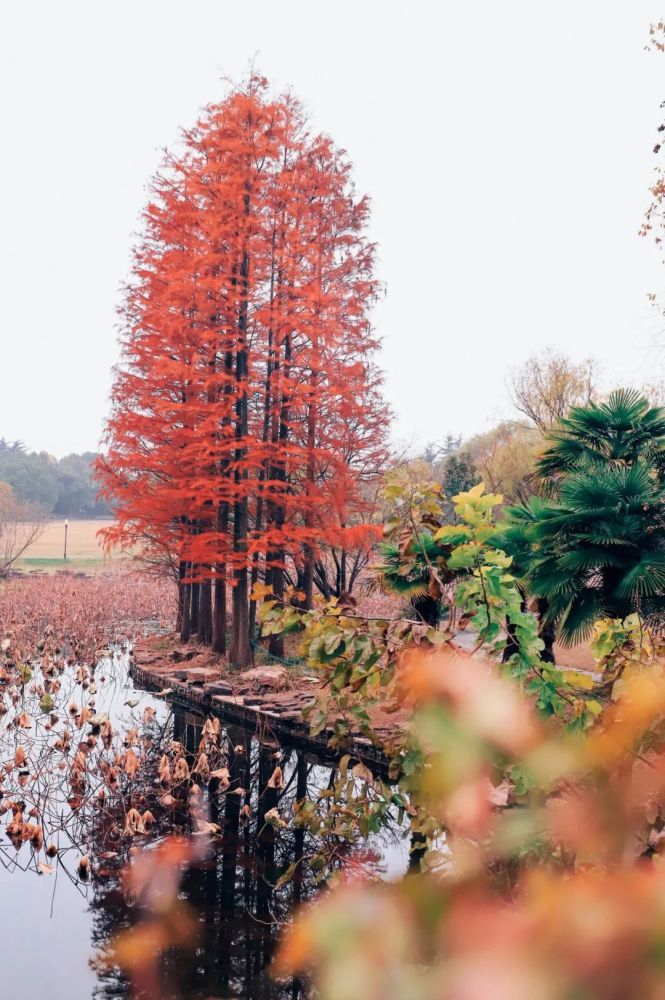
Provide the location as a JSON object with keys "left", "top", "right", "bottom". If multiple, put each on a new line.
{"left": 0, "top": 652, "right": 408, "bottom": 1000}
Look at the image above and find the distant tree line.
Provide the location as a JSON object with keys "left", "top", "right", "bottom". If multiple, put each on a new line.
{"left": 0, "top": 440, "right": 109, "bottom": 517}
{"left": 407, "top": 349, "right": 665, "bottom": 521}
{"left": 409, "top": 352, "right": 602, "bottom": 506}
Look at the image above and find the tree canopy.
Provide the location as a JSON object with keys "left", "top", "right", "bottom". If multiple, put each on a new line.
{"left": 98, "top": 76, "right": 388, "bottom": 666}
{"left": 506, "top": 390, "right": 665, "bottom": 644}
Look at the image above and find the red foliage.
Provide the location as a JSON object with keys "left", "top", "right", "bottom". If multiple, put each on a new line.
{"left": 98, "top": 76, "right": 389, "bottom": 665}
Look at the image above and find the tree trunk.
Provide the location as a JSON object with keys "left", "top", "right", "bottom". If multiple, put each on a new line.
{"left": 230, "top": 575, "right": 250, "bottom": 667}
{"left": 229, "top": 233, "right": 251, "bottom": 668}
{"left": 176, "top": 560, "right": 186, "bottom": 634}
{"left": 267, "top": 330, "right": 291, "bottom": 660}
{"left": 213, "top": 322, "right": 233, "bottom": 658}
{"left": 536, "top": 597, "right": 556, "bottom": 664}
{"left": 413, "top": 593, "right": 439, "bottom": 627}
{"left": 180, "top": 566, "right": 191, "bottom": 644}
{"left": 212, "top": 573, "right": 226, "bottom": 655}
{"left": 303, "top": 387, "right": 317, "bottom": 610}
{"left": 190, "top": 580, "right": 200, "bottom": 635}
{"left": 501, "top": 620, "right": 520, "bottom": 663}
{"left": 249, "top": 225, "right": 278, "bottom": 643}
{"left": 198, "top": 578, "right": 212, "bottom": 645}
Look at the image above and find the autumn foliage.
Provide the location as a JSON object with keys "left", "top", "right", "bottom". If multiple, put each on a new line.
{"left": 98, "top": 76, "right": 388, "bottom": 666}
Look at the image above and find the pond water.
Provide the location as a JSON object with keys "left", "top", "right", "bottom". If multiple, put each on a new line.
{"left": 0, "top": 649, "right": 409, "bottom": 1000}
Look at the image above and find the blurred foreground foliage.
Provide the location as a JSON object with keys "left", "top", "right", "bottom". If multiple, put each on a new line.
{"left": 259, "top": 481, "right": 665, "bottom": 998}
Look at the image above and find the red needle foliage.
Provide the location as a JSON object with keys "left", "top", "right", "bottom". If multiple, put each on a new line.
{"left": 98, "top": 76, "right": 389, "bottom": 666}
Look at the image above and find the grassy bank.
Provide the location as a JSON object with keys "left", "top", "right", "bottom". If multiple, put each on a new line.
{"left": 15, "top": 518, "right": 127, "bottom": 573}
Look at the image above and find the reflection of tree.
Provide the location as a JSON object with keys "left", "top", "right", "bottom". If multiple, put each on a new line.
{"left": 1, "top": 597, "right": 386, "bottom": 999}
{"left": 88, "top": 707, "right": 376, "bottom": 998}
{"left": 2, "top": 634, "right": 402, "bottom": 1000}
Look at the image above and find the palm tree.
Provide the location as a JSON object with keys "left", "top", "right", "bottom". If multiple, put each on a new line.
{"left": 537, "top": 388, "right": 665, "bottom": 489}
{"left": 512, "top": 391, "right": 665, "bottom": 645}
{"left": 377, "top": 535, "right": 445, "bottom": 626}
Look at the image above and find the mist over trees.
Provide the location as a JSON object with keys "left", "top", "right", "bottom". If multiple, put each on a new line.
{"left": 0, "top": 440, "right": 109, "bottom": 517}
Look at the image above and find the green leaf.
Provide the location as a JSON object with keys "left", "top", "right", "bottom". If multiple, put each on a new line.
{"left": 324, "top": 632, "right": 343, "bottom": 656}
{"left": 433, "top": 525, "right": 471, "bottom": 544}
{"left": 38, "top": 693, "right": 55, "bottom": 714}
{"left": 447, "top": 543, "right": 483, "bottom": 570}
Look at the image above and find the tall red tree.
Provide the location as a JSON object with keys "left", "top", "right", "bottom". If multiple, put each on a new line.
{"left": 98, "top": 77, "right": 388, "bottom": 666}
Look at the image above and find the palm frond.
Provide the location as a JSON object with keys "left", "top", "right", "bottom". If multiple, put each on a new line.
{"left": 557, "top": 588, "right": 604, "bottom": 647}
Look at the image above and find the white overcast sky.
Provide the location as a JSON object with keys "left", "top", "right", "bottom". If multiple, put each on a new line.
{"left": 2, "top": 1, "right": 665, "bottom": 457}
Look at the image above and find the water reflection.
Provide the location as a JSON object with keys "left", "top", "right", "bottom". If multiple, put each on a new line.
{"left": 87, "top": 705, "right": 407, "bottom": 1000}
{"left": 0, "top": 650, "right": 408, "bottom": 1000}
